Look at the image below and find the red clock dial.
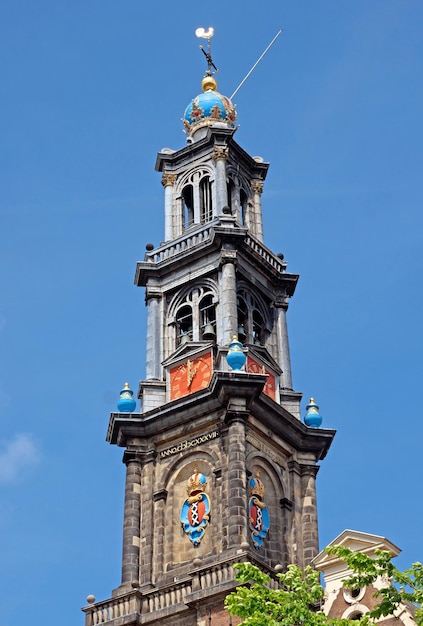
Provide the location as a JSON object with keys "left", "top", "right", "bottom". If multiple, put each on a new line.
{"left": 170, "top": 353, "right": 212, "bottom": 401}
{"left": 246, "top": 356, "right": 276, "bottom": 400}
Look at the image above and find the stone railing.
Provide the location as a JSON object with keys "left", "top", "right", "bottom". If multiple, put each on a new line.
{"left": 145, "top": 225, "right": 212, "bottom": 264}
{"left": 194, "top": 558, "right": 235, "bottom": 591}
{"left": 245, "top": 235, "right": 287, "bottom": 273}
{"left": 83, "top": 591, "right": 142, "bottom": 625}
{"left": 83, "top": 554, "right": 280, "bottom": 625}
{"left": 143, "top": 577, "right": 192, "bottom": 613}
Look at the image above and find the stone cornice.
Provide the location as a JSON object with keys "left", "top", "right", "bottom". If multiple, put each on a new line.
{"left": 122, "top": 446, "right": 157, "bottom": 466}
{"left": 107, "top": 372, "right": 335, "bottom": 462}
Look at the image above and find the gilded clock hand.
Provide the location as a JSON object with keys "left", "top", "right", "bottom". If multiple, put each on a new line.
{"left": 186, "top": 359, "right": 197, "bottom": 388}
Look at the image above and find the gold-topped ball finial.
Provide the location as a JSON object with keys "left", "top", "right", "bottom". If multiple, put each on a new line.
{"left": 202, "top": 75, "right": 217, "bottom": 92}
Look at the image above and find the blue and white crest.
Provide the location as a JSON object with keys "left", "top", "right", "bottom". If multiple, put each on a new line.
{"left": 180, "top": 469, "right": 211, "bottom": 546}
{"left": 248, "top": 474, "right": 270, "bottom": 549}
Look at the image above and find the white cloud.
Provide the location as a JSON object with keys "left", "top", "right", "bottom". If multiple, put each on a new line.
{"left": 0, "top": 434, "right": 40, "bottom": 483}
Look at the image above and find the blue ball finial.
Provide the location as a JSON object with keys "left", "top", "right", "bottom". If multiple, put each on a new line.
{"left": 304, "top": 397, "right": 322, "bottom": 428}
{"left": 117, "top": 382, "right": 136, "bottom": 413}
{"left": 226, "top": 335, "right": 247, "bottom": 371}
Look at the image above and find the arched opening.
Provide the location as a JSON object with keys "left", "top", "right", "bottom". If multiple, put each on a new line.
{"left": 240, "top": 189, "right": 248, "bottom": 226}
{"left": 182, "top": 184, "right": 194, "bottom": 229}
{"left": 199, "top": 294, "right": 216, "bottom": 340}
{"left": 176, "top": 304, "right": 193, "bottom": 345}
{"left": 227, "top": 178, "right": 235, "bottom": 213}
{"left": 237, "top": 291, "right": 269, "bottom": 346}
{"left": 252, "top": 309, "right": 265, "bottom": 345}
{"left": 200, "top": 177, "right": 213, "bottom": 223}
{"left": 237, "top": 296, "right": 248, "bottom": 342}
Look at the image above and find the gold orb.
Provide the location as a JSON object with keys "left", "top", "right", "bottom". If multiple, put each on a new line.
{"left": 201, "top": 76, "right": 217, "bottom": 92}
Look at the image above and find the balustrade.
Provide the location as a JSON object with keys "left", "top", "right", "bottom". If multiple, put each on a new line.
{"left": 83, "top": 553, "right": 279, "bottom": 624}
{"left": 146, "top": 226, "right": 212, "bottom": 264}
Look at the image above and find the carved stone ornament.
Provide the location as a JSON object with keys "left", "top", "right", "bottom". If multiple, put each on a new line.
{"left": 161, "top": 173, "right": 177, "bottom": 187}
{"left": 251, "top": 180, "right": 264, "bottom": 195}
{"left": 180, "top": 468, "right": 211, "bottom": 546}
{"left": 212, "top": 146, "right": 229, "bottom": 162}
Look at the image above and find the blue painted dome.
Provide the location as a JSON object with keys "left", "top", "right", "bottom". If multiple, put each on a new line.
{"left": 183, "top": 76, "right": 237, "bottom": 138}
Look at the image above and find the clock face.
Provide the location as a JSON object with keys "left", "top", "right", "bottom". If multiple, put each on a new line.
{"left": 246, "top": 356, "right": 276, "bottom": 400}
{"left": 170, "top": 352, "right": 213, "bottom": 401}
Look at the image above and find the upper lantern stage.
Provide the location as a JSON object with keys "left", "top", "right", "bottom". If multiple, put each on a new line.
{"left": 183, "top": 76, "right": 237, "bottom": 142}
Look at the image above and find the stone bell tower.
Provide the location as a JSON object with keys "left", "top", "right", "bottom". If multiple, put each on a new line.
{"left": 82, "top": 33, "right": 335, "bottom": 626}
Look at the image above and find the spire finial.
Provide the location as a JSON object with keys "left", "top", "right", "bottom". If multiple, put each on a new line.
{"left": 195, "top": 27, "right": 218, "bottom": 77}
{"left": 304, "top": 397, "right": 322, "bottom": 428}
{"left": 117, "top": 382, "right": 136, "bottom": 413}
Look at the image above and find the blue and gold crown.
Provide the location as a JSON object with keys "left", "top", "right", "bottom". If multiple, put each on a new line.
{"left": 187, "top": 468, "right": 207, "bottom": 495}
{"left": 249, "top": 474, "right": 265, "bottom": 498}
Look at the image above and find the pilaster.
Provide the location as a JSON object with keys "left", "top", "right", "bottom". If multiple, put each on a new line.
{"left": 161, "top": 173, "right": 177, "bottom": 241}
{"left": 152, "top": 489, "right": 168, "bottom": 584}
{"left": 145, "top": 286, "right": 162, "bottom": 381}
{"left": 121, "top": 450, "right": 143, "bottom": 587}
{"left": 300, "top": 464, "right": 320, "bottom": 564}
{"left": 274, "top": 294, "right": 293, "bottom": 391}
{"left": 251, "top": 179, "right": 264, "bottom": 242}
{"left": 219, "top": 250, "right": 238, "bottom": 346}
{"left": 212, "top": 146, "right": 229, "bottom": 214}
{"left": 287, "top": 459, "right": 303, "bottom": 567}
{"left": 224, "top": 410, "right": 249, "bottom": 548}
{"left": 139, "top": 447, "right": 157, "bottom": 588}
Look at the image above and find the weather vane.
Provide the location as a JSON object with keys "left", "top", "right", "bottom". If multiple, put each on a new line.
{"left": 195, "top": 27, "right": 218, "bottom": 76}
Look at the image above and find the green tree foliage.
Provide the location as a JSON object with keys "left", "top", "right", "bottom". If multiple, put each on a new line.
{"left": 327, "top": 545, "right": 423, "bottom": 626}
{"left": 225, "top": 547, "right": 422, "bottom": 626}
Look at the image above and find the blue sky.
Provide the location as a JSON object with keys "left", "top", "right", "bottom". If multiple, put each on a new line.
{"left": 1, "top": 2, "right": 422, "bottom": 625}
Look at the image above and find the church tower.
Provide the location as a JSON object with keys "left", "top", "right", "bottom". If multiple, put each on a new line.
{"left": 83, "top": 32, "right": 335, "bottom": 626}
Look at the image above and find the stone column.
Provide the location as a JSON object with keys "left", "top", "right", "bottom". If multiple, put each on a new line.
{"left": 251, "top": 180, "right": 264, "bottom": 242}
{"left": 279, "top": 497, "right": 293, "bottom": 569}
{"left": 213, "top": 146, "right": 229, "bottom": 215}
{"left": 287, "top": 459, "right": 303, "bottom": 568}
{"left": 161, "top": 173, "right": 177, "bottom": 241}
{"left": 145, "top": 288, "right": 161, "bottom": 380}
{"left": 275, "top": 295, "right": 293, "bottom": 390}
{"left": 301, "top": 464, "right": 320, "bottom": 565}
{"left": 220, "top": 250, "right": 238, "bottom": 346}
{"left": 152, "top": 489, "right": 167, "bottom": 583}
{"left": 139, "top": 448, "right": 156, "bottom": 588}
{"left": 121, "top": 450, "right": 142, "bottom": 585}
{"left": 225, "top": 409, "right": 248, "bottom": 548}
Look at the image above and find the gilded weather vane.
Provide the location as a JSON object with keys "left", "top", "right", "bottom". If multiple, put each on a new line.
{"left": 195, "top": 27, "right": 218, "bottom": 76}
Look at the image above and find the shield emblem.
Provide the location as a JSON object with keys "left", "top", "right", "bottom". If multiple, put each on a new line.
{"left": 248, "top": 474, "right": 270, "bottom": 549}
{"left": 180, "top": 469, "right": 211, "bottom": 546}
{"left": 248, "top": 496, "right": 270, "bottom": 548}
{"left": 180, "top": 492, "right": 211, "bottom": 546}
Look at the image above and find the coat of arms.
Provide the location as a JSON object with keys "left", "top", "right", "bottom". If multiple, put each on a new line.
{"left": 180, "top": 468, "right": 211, "bottom": 546}
{"left": 248, "top": 472, "right": 270, "bottom": 549}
